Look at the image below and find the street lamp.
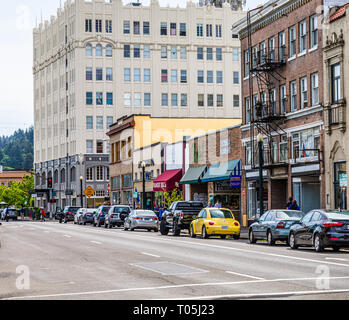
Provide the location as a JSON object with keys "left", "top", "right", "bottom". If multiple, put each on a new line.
{"left": 141, "top": 161, "right": 146, "bottom": 209}
{"left": 80, "top": 176, "right": 83, "bottom": 208}
{"left": 257, "top": 133, "right": 264, "bottom": 218}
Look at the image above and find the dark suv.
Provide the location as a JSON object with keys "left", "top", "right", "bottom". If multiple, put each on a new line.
{"left": 160, "top": 201, "right": 204, "bottom": 236}
{"left": 93, "top": 205, "right": 111, "bottom": 227}
{"left": 60, "top": 206, "right": 81, "bottom": 223}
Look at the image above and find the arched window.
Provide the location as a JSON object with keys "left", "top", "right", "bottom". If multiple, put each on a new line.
{"left": 70, "top": 167, "right": 76, "bottom": 182}
{"left": 106, "top": 45, "right": 113, "bottom": 57}
{"left": 54, "top": 170, "right": 59, "bottom": 184}
{"left": 60, "top": 168, "right": 66, "bottom": 184}
{"left": 96, "top": 44, "right": 102, "bottom": 57}
{"left": 86, "top": 44, "right": 92, "bottom": 56}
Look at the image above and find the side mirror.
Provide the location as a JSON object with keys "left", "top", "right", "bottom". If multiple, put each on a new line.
{"left": 253, "top": 218, "right": 259, "bottom": 223}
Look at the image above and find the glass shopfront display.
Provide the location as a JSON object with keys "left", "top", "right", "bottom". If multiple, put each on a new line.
{"left": 334, "top": 162, "right": 347, "bottom": 210}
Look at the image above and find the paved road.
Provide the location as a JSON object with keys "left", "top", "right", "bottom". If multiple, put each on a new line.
{"left": 0, "top": 221, "right": 349, "bottom": 300}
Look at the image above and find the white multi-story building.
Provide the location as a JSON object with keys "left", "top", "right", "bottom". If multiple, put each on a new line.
{"left": 33, "top": 0, "right": 245, "bottom": 209}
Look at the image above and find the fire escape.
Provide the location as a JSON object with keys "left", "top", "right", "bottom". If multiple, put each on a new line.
{"left": 247, "top": 12, "right": 287, "bottom": 168}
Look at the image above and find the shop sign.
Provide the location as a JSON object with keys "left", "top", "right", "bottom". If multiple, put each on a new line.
{"left": 230, "top": 177, "right": 241, "bottom": 188}
{"left": 339, "top": 174, "right": 348, "bottom": 188}
{"left": 214, "top": 180, "right": 238, "bottom": 192}
{"left": 153, "top": 182, "right": 167, "bottom": 190}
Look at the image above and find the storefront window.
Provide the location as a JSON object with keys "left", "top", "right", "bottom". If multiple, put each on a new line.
{"left": 292, "top": 127, "right": 320, "bottom": 160}
{"left": 334, "top": 162, "right": 347, "bottom": 210}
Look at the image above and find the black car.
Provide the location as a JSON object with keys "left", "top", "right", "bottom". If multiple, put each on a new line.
{"left": 93, "top": 205, "right": 111, "bottom": 227}
{"left": 60, "top": 206, "right": 81, "bottom": 223}
{"left": 160, "top": 201, "right": 204, "bottom": 236}
{"left": 54, "top": 207, "right": 63, "bottom": 220}
{"left": 289, "top": 209, "right": 349, "bottom": 252}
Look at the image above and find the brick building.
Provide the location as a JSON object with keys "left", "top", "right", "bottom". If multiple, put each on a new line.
{"left": 181, "top": 125, "right": 242, "bottom": 223}
{"left": 233, "top": 0, "right": 325, "bottom": 221}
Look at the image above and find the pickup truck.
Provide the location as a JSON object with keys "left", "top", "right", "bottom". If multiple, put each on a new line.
{"left": 160, "top": 201, "right": 204, "bottom": 236}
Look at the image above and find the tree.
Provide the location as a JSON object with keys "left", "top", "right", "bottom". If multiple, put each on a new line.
{"left": 162, "top": 188, "right": 183, "bottom": 208}
{"left": 0, "top": 175, "right": 34, "bottom": 207}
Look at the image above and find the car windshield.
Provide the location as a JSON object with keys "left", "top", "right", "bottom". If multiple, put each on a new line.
{"left": 209, "top": 209, "right": 233, "bottom": 219}
{"left": 69, "top": 207, "right": 80, "bottom": 213}
{"left": 114, "top": 207, "right": 130, "bottom": 213}
{"left": 86, "top": 209, "right": 96, "bottom": 213}
{"left": 102, "top": 207, "right": 111, "bottom": 213}
{"left": 176, "top": 202, "right": 203, "bottom": 210}
{"left": 276, "top": 211, "right": 304, "bottom": 219}
{"left": 134, "top": 211, "right": 156, "bottom": 217}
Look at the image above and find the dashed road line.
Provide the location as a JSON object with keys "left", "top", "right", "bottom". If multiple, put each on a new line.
{"left": 225, "top": 271, "right": 265, "bottom": 280}
{"left": 141, "top": 252, "right": 161, "bottom": 258}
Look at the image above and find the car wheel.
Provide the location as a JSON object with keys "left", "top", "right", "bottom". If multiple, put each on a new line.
{"left": 233, "top": 234, "right": 240, "bottom": 240}
{"left": 220, "top": 235, "right": 227, "bottom": 239}
{"left": 104, "top": 222, "right": 108, "bottom": 228}
{"left": 154, "top": 228, "right": 158, "bottom": 232}
{"left": 109, "top": 223, "right": 113, "bottom": 229}
{"left": 289, "top": 233, "right": 298, "bottom": 249}
{"left": 314, "top": 234, "right": 324, "bottom": 252}
{"left": 249, "top": 229, "right": 257, "bottom": 244}
{"left": 267, "top": 230, "right": 275, "bottom": 246}
{"left": 97, "top": 221, "right": 101, "bottom": 227}
{"left": 202, "top": 226, "right": 209, "bottom": 239}
{"left": 84, "top": 222, "right": 86, "bottom": 226}
{"left": 148, "top": 229, "right": 152, "bottom": 232}
{"left": 173, "top": 220, "right": 181, "bottom": 236}
{"left": 160, "top": 219, "right": 169, "bottom": 235}
{"left": 190, "top": 225, "right": 196, "bottom": 238}
{"left": 332, "top": 246, "right": 340, "bottom": 252}
{"left": 123, "top": 223, "right": 129, "bottom": 231}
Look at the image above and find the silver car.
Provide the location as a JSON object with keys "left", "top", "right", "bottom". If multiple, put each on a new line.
{"left": 74, "top": 208, "right": 85, "bottom": 224}
{"left": 105, "top": 205, "right": 131, "bottom": 229}
{"left": 124, "top": 210, "right": 159, "bottom": 232}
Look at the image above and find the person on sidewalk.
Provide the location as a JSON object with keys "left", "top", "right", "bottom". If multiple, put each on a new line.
{"left": 286, "top": 197, "right": 293, "bottom": 210}
{"left": 40, "top": 208, "right": 46, "bottom": 221}
{"left": 289, "top": 200, "right": 300, "bottom": 211}
{"left": 20, "top": 207, "right": 25, "bottom": 220}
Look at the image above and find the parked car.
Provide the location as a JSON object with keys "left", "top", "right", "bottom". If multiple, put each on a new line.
{"left": 74, "top": 208, "right": 85, "bottom": 224}
{"left": 249, "top": 210, "right": 305, "bottom": 245}
{"left": 60, "top": 206, "right": 81, "bottom": 224}
{"left": 0, "top": 209, "right": 5, "bottom": 220}
{"left": 93, "top": 205, "right": 111, "bottom": 227}
{"left": 124, "top": 210, "right": 159, "bottom": 232}
{"left": 289, "top": 209, "right": 349, "bottom": 252}
{"left": 105, "top": 205, "right": 131, "bottom": 229}
{"left": 79, "top": 209, "right": 97, "bottom": 225}
{"left": 160, "top": 201, "right": 204, "bottom": 236}
{"left": 190, "top": 208, "right": 240, "bottom": 239}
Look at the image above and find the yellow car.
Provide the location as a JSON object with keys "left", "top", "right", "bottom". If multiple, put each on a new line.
{"left": 190, "top": 208, "right": 240, "bottom": 240}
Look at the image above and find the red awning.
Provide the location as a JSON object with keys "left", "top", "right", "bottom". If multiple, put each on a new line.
{"left": 153, "top": 169, "right": 183, "bottom": 192}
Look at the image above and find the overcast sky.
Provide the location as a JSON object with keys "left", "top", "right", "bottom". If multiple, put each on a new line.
{"left": 0, "top": 0, "right": 264, "bottom": 137}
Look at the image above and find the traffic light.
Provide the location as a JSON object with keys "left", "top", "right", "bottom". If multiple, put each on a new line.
{"left": 47, "top": 177, "right": 53, "bottom": 189}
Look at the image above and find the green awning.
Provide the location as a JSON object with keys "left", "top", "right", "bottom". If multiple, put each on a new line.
{"left": 201, "top": 159, "right": 241, "bottom": 183}
{"left": 180, "top": 166, "right": 207, "bottom": 185}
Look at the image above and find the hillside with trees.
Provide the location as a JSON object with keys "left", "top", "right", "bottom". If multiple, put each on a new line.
{"left": 0, "top": 127, "right": 34, "bottom": 170}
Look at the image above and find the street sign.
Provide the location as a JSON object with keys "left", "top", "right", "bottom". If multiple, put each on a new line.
{"left": 339, "top": 174, "right": 348, "bottom": 188}
{"left": 84, "top": 186, "right": 95, "bottom": 198}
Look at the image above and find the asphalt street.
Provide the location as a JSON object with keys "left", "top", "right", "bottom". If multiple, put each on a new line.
{"left": 0, "top": 220, "right": 349, "bottom": 300}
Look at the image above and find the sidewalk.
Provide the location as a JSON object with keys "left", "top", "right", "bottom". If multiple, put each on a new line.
{"left": 240, "top": 227, "right": 248, "bottom": 240}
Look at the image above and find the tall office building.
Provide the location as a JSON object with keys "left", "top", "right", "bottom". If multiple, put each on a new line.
{"left": 33, "top": 0, "right": 245, "bottom": 209}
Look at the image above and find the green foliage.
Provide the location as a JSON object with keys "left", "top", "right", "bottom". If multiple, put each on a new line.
{"left": 162, "top": 188, "right": 183, "bottom": 208}
{"left": 0, "top": 127, "right": 33, "bottom": 170}
{"left": 0, "top": 175, "right": 34, "bottom": 208}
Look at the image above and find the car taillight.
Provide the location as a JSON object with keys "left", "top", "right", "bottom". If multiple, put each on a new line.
{"left": 110, "top": 215, "right": 114, "bottom": 218}
{"left": 323, "top": 221, "right": 343, "bottom": 228}
{"left": 67, "top": 211, "right": 72, "bottom": 214}
{"left": 209, "top": 221, "right": 215, "bottom": 225}
{"left": 180, "top": 212, "right": 184, "bottom": 218}
{"left": 153, "top": 218, "right": 158, "bottom": 221}
{"left": 134, "top": 217, "right": 141, "bottom": 220}
{"left": 276, "top": 222, "right": 285, "bottom": 229}
{"left": 100, "top": 213, "right": 103, "bottom": 217}
{"left": 234, "top": 222, "right": 239, "bottom": 227}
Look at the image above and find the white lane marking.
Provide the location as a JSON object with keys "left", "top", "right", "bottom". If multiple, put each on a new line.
{"left": 225, "top": 271, "right": 265, "bottom": 280}
{"left": 325, "top": 257, "right": 348, "bottom": 262}
{"left": 90, "top": 241, "right": 102, "bottom": 245}
{"left": 63, "top": 235, "right": 72, "bottom": 238}
{"left": 141, "top": 252, "right": 161, "bottom": 258}
{"left": 4, "top": 276, "right": 349, "bottom": 300}
{"left": 168, "top": 288, "right": 349, "bottom": 300}
{"left": 27, "top": 223, "right": 349, "bottom": 268}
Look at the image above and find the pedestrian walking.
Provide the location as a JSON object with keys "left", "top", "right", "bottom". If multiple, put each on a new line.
{"left": 214, "top": 199, "right": 222, "bottom": 208}
{"left": 40, "top": 208, "right": 46, "bottom": 221}
{"left": 4, "top": 206, "right": 9, "bottom": 222}
{"left": 289, "top": 199, "right": 300, "bottom": 211}
{"left": 20, "top": 207, "right": 25, "bottom": 220}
